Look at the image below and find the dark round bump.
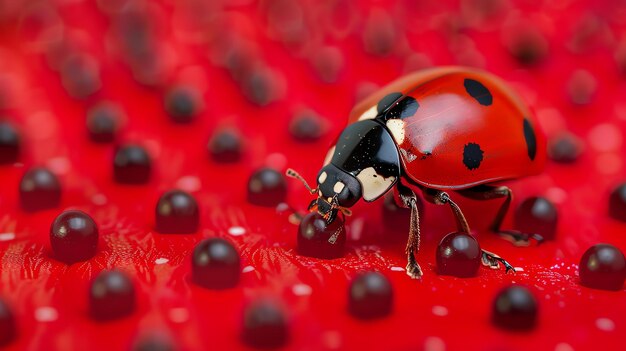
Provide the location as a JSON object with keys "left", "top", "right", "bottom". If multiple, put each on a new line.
{"left": 463, "top": 142, "right": 484, "bottom": 170}
{"left": 241, "top": 69, "right": 276, "bottom": 106}
{"left": 86, "top": 103, "right": 120, "bottom": 143}
{"left": 60, "top": 53, "right": 102, "bottom": 99}
{"left": 0, "top": 121, "right": 20, "bottom": 164}
{"left": 113, "top": 144, "right": 152, "bottom": 184}
{"left": 155, "top": 190, "right": 199, "bottom": 234}
{"left": 192, "top": 238, "right": 240, "bottom": 289}
{"left": 385, "top": 96, "right": 419, "bottom": 120}
{"left": 208, "top": 129, "right": 243, "bottom": 163}
{"left": 164, "top": 86, "right": 201, "bottom": 124}
{"left": 491, "top": 285, "right": 538, "bottom": 331}
{"left": 348, "top": 272, "right": 393, "bottom": 320}
{"left": 608, "top": 183, "right": 626, "bottom": 222}
{"left": 506, "top": 30, "right": 549, "bottom": 66}
{"left": 362, "top": 10, "right": 396, "bottom": 57}
{"left": 297, "top": 212, "right": 345, "bottom": 259}
{"left": 247, "top": 168, "right": 287, "bottom": 207}
{"left": 50, "top": 210, "right": 99, "bottom": 263}
{"left": 579, "top": 244, "right": 626, "bottom": 291}
{"left": 436, "top": 232, "right": 481, "bottom": 277}
{"left": 0, "top": 298, "right": 16, "bottom": 346}
{"left": 242, "top": 300, "right": 288, "bottom": 348}
{"left": 133, "top": 335, "right": 175, "bottom": 351}
{"left": 376, "top": 92, "right": 403, "bottom": 114}
{"left": 311, "top": 46, "right": 344, "bottom": 84}
{"left": 89, "top": 270, "right": 136, "bottom": 321}
{"left": 514, "top": 197, "right": 558, "bottom": 241}
{"left": 548, "top": 132, "right": 582, "bottom": 163}
{"left": 464, "top": 78, "right": 493, "bottom": 106}
{"left": 567, "top": 70, "right": 597, "bottom": 106}
{"left": 289, "top": 112, "right": 324, "bottom": 142}
{"left": 381, "top": 193, "right": 409, "bottom": 236}
{"left": 19, "top": 167, "right": 61, "bottom": 212}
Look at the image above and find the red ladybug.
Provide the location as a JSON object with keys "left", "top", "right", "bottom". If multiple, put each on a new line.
{"left": 288, "top": 67, "right": 546, "bottom": 279}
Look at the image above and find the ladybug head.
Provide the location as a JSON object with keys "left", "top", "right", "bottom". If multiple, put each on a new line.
{"left": 286, "top": 166, "right": 359, "bottom": 224}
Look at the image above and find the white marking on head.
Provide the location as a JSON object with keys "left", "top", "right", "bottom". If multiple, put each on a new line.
{"left": 323, "top": 146, "right": 335, "bottom": 166}
{"left": 386, "top": 119, "right": 405, "bottom": 144}
{"left": 333, "top": 181, "right": 345, "bottom": 193}
{"left": 318, "top": 171, "right": 328, "bottom": 184}
{"left": 356, "top": 167, "right": 396, "bottom": 202}
{"left": 358, "top": 105, "right": 378, "bottom": 120}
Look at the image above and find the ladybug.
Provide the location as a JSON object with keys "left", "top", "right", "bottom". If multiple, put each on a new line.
{"left": 287, "top": 67, "right": 546, "bottom": 279}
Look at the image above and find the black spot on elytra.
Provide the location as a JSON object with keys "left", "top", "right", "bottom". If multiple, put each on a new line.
{"left": 523, "top": 119, "right": 537, "bottom": 160}
{"left": 376, "top": 92, "right": 403, "bottom": 114}
{"left": 463, "top": 143, "right": 484, "bottom": 170}
{"left": 464, "top": 79, "right": 492, "bottom": 106}
{"left": 384, "top": 96, "right": 419, "bottom": 120}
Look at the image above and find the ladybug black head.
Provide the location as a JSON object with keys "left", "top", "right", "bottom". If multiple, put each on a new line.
{"left": 314, "top": 164, "right": 362, "bottom": 222}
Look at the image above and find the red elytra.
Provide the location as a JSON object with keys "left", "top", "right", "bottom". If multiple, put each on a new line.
{"left": 348, "top": 67, "right": 547, "bottom": 190}
{"left": 0, "top": 1, "right": 624, "bottom": 351}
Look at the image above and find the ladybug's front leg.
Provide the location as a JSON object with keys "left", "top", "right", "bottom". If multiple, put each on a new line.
{"left": 396, "top": 184, "right": 423, "bottom": 279}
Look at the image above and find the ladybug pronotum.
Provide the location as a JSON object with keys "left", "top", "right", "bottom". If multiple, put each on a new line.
{"left": 288, "top": 67, "right": 546, "bottom": 279}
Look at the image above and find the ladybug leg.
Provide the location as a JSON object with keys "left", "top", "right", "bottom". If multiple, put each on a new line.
{"left": 457, "top": 185, "right": 543, "bottom": 246}
{"left": 481, "top": 249, "right": 516, "bottom": 273}
{"left": 426, "top": 190, "right": 472, "bottom": 234}
{"left": 397, "top": 184, "right": 423, "bottom": 279}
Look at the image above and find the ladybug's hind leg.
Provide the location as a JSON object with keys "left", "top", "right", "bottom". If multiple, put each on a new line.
{"left": 396, "top": 184, "right": 423, "bottom": 279}
{"left": 457, "top": 185, "right": 543, "bottom": 246}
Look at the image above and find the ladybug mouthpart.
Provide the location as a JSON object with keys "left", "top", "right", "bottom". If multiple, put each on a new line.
{"left": 286, "top": 168, "right": 353, "bottom": 225}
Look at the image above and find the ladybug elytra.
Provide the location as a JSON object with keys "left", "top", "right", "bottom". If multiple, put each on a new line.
{"left": 288, "top": 67, "right": 546, "bottom": 279}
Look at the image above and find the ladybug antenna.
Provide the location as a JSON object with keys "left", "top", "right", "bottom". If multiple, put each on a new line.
{"left": 286, "top": 168, "right": 317, "bottom": 195}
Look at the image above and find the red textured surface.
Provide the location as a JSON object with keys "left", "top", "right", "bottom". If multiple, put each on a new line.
{"left": 0, "top": 1, "right": 625, "bottom": 350}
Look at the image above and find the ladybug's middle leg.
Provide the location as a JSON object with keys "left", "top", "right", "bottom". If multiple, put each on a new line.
{"left": 457, "top": 185, "right": 543, "bottom": 246}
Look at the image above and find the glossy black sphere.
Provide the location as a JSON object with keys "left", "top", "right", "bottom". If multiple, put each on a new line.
{"left": 579, "top": 244, "right": 626, "bottom": 291}
{"left": 50, "top": 210, "right": 99, "bottom": 263}
{"left": 0, "top": 121, "right": 20, "bottom": 164}
{"left": 60, "top": 54, "right": 102, "bottom": 99}
{"left": 436, "top": 232, "right": 481, "bottom": 278}
{"left": 491, "top": 285, "right": 538, "bottom": 331}
{"left": 192, "top": 238, "right": 240, "bottom": 289}
{"left": 155, "top": 190, "right": 199, "bottom": 234}
{"left": 241, "top": 300, "right": 288, "bottom": 349}
{"left": 609, "top": 183, "right": 626, "bottom": 222}
{"left": 247, "top": 168, "right": 287, "bottom": 207}
{"left": 113, "top": 145, "right": 152, "bottom": 184}
{"left": 547, "top": 133, "right": 581, "bottom": 163}
{"left": 19, "top": 167, "right": 61, "bottom": 212}
{"left": 289, "top": 112, "right": 323, "bottom": 142}
{"left": 514, "top": 197, "right": 558, "bottom": 240}
{"left": 208, "top": 129, "right": 243, "bottom": 163}
{"left": 164, "top": 86, "right": 200, "bottom": 124}
{"left": 89, "top": 270, "right": 136, "bottom": 321}
{"left": 87, "top": 103, "right": 120, "bottom": 143}
{"left": 297, "top": 212, "right": 345, "bottom": 259}
{"left": 133, "top": 335, "right": 175, "bottom": 351}
{"left": 348, "top": 272, "right": 393, "bottom": 320}
{"left": 0, "top": 298, "right": 16, "bottom": 346}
